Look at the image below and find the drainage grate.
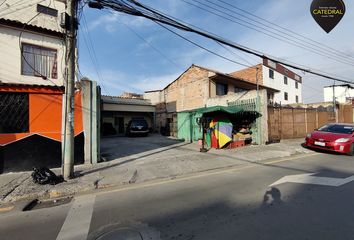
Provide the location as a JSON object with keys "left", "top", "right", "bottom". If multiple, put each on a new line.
{"left": 22, "top": 197, "right": 73, "bottom": 211}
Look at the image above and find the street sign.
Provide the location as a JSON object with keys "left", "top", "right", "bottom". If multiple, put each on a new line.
{"left": 270, "top": 173, "right": 354, "bottom": 187}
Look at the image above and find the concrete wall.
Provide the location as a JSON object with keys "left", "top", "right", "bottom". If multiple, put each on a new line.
{"left": 144, "top": 91, "right": 164, "bottom": 105}
{"left": 262, "top": 65, "right": 302, "bottom": 104}
{"left": 1, "top": 0, "right": 65, "bottom": 32}
{"left": 81, "top": 79, "right": 100, "bottom": 164}
{"left": 0, "top": 25, "right": 65, "bottom": 86}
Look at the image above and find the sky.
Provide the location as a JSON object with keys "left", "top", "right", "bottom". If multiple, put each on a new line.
{"left": 78, "top": 0, "right": 354, "bottom": 103}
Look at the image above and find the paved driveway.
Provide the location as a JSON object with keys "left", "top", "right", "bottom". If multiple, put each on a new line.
{"left": 101, "top": 134, "right": 186, "bottom": 160}
{"left": 99, "top": 134, "right": 312, "bottom": 186}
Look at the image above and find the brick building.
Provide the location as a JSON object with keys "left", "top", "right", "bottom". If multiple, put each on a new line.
{"left": 230, "top": 59, "right": 303, "bottom": 105}
{"left": 0, "top": 1, "right": 100, "bottom": 172}
{"left": 144, "top": 64, "right": 279, "bottom": 144}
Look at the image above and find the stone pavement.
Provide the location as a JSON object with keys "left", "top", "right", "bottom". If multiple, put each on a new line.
{"left": 0, "top": 135, "right": 311, "bottom": 204}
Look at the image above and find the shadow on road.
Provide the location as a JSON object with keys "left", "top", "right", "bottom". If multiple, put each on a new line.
{"left": 88, "top": 168, "right": 354, "bottom": 240}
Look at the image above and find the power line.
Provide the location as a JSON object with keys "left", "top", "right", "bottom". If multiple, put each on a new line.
{"left": 213, "top": 0, "right": 354, "bottom": 62}
{"left": 0, "top": 0, "right": 46, "bottom": 17}
{"left": 18, "top": 7, "right": 61, "bottom": 86}
{"left": 155, "top": 21, "right": 251, "bottom": 68}
{"left": 204, "top": 0, "right": 354, "bottom": 63}
{"left": 0, "top": 0, "right": 6, "bottom": 7}
{"left": 180, "top": 0, "right": 354, "bottom": 67}
{"left": 216, "top": 42, "right": 256, "bottom": 66}
{"left": 88, "top": 0, "right": 354, "bottom": 85}
{"left": 116, "top": 14, "right": 184, "bottom": 71}
{"left": 80, "top": 12, "right": 110, "bottom": 95}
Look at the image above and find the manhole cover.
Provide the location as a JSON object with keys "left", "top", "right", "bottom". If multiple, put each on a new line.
{"left": 96, "top": 228, "right": 143, "bottom": 240}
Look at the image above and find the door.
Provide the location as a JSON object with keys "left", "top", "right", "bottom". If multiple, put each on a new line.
{"left": 114, "top": 117, "right": 125, "bottom": 135}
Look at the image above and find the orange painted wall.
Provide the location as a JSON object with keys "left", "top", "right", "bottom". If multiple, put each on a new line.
{"left": 0, "top": 88, "right": 83, "bottom": 146}
{"left": 29, "top": 93, "right": 63, "bottom": 141}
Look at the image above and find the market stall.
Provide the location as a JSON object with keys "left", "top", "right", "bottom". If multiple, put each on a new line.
{"left": 197, "top": 106, "right": 261, "bottom": 150}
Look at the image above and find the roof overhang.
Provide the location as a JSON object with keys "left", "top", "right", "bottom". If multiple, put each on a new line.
{"left": 195, "top": 105, "right": 243, "bottom": 115}
{"left": 0, "top": 18, "right": 64, "bottom": 39}
{"left": 210, "top": 73, "right": 280, "bottom": 93}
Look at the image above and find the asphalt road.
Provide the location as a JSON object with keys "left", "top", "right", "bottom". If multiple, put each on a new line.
{"left": 1, "top": 151, "right": 354, "bottom": 240}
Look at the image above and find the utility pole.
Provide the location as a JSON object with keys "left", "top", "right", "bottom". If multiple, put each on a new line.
{"left": 62, "top": 0, "right": 77, "bottom": 179}
{"left": 256, "top": 66, "right": 262, "bottom": 145}
{"left": 332, "top": 81, "right": 337, "bottom": 122}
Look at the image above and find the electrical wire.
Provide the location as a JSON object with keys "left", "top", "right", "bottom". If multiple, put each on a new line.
{"left": 0, "top": 0, "right": 46, "bottom": 17}
{"left": 88, "top": 0, "right": 354, "bottom": 85}
{"left": 155, "top": 21, "right": 251, "bottom": 68}
{"left": 180, "top": 0, "right": 354, "bottom": 67}
{"left": 213, "top": 0, "right": 354, "bottom": 61}
{"left": 0, "top": 0, "right": 6, "bottom": 7}
{"left": 216, "top": 42, "right": 256, "bottom": 66}
{"left": 203, "top": 0, "right": 354, "bottom": 63}
{"left": 116, "top": 14, "right": 184, "bottom": 71}
{"left": 80, "top": 12, "right": 111, "bottom": 95}
{"left": 17, "top": 0, "right": 63, "bottom": 87}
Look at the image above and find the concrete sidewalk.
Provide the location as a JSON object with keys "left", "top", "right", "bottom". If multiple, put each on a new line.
{"left": 0, "top": 135, "right": 311, "bottom": 204}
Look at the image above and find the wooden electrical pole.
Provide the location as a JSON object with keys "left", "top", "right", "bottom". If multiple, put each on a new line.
{"left": 62, "top": 0, "right": 77, "bottom": 179}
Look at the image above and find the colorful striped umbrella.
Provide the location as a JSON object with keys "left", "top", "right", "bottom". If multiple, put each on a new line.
{"left": 210, "top": 118, "right": 233, "bottom": 148}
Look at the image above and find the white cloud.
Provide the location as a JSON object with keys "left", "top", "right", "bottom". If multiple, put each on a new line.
{"left": 80, "top": 63, "right": 181, "bottom": 95}
{"left": 87, "top": 11, "right": 152, "bottom": 34}
{"left": 82, "top": 0, "right": 354, "bottom": 103}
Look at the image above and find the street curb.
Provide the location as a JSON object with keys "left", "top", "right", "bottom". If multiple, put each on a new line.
{"left": 1, "top": 151, "right": 315, "bottom": 205}
{"left": 0, "top": 204, "right": 14, "bottom": 212}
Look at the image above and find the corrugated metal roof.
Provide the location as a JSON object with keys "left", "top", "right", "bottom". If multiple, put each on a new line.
{"left": 0, "top": 82, "right": 64, "bottom": 88}
{"left": 194, "top": 105, "right": 243, "bottom": 114}
{"left": 0, "top": 18, "right": 64, "bottom": 37}
{"left": 102, "top": 95, "right": 153, "bottom": 106}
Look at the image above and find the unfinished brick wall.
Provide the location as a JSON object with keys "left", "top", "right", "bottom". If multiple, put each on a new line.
{"left": 164, "top": 66, "right": 209, "bottom": 112}
{"left": 229, "top": 64, "right": 263, "bottom": 85}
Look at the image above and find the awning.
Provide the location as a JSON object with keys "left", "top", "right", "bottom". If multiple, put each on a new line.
{"left": 194, "top": 105, "right": 243, "bottom": 115}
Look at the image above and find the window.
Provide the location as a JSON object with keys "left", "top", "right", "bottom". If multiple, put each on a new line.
{"left": 0, "top": 93, "right": 29, "bottom": 133}
{"left": 269, "top": 69, "right": 274, "bottom": 79}
{"left": 295, "top": 82, "right": 298, "bottom": 89}
{"left": 37, "top": 4, "right": 58, "bottom": 17}
{"left": 21, "top": 43, "right": 58, "bottom": 79}
{"left": 216, "top": 83, "right": 228, "bottom": 96}
{"left": 296, "top": 95, "right": 299, "bottom": 103}
{"left": 284, "top": 76, "right": 288, "bottom": 85}
{"left": 284, "top": 92, "right": 288, "bottom": 101}
{"left": 234, "top": 87, "right": 245, "bottom": 93}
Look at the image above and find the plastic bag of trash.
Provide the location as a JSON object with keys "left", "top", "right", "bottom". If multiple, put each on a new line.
{"left": 31, "top": 167, "right": 64, "bottom": 185}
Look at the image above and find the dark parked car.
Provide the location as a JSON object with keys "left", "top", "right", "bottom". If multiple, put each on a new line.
{"left": 126, "top": 119, "right": 149, "bottom": 136}
{"left": 304, "top": 123, "right": 354, "bottom": 155}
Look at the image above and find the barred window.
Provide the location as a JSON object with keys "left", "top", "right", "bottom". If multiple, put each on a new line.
{"left": 21, "top": 43, "right": 58, "bottom": 79}
{"left": 216, "top": 83, "right": 228, "bottom": 96}
{"left": 0, "top": 93, "right": 29, "bottom": 133}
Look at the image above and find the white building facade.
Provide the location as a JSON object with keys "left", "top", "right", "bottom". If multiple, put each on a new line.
{"left": 0, "top": 0, "right": 66, "bottom": 86}
{"left": 230, "top": 59, "right": 302, "bottom": 105}
{"left": 261, "top": 59, "right": 302, "bottom": 105}
{"left": 323, "top": 84, "right": 354, "bottom": 104}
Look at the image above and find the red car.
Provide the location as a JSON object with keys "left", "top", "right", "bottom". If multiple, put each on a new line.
{"left": 304, "top": 123, "right": 354, "bottom": 155}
